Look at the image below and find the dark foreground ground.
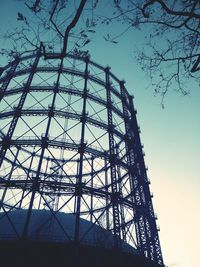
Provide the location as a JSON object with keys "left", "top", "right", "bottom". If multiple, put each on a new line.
{"left": 0, "top": 240, "right": 161, "bottom": 267}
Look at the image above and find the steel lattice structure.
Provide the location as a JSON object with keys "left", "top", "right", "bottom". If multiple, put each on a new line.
{"left": 0, "top": 50, "right": 164, "bottom": 266}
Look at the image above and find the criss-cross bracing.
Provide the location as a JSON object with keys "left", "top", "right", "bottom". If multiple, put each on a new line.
{"left": 0, "top": 51, "right": 164, "bottom": 266}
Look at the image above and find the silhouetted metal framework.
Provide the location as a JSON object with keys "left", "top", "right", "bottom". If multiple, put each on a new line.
{"left": 0, "top": 50, "right": 164, "bottom": 266}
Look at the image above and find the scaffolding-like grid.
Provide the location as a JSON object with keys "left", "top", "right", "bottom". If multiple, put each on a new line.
{"left": 0, "top": 51, "right": 164, "bottom": 266}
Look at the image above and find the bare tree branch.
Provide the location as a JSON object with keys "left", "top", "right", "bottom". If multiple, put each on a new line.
{"left": 61, "top": 0, "right": 87, "bottom": 57}
{"left": 142, "top": 0, "right": 200, "bottom": 19}
{"left": 49, "top": 0, "right": 64, "bottom": 38}
{"left": 25, "top": 0, "right": 41, "bottom": 13}
{"left": 1, "top": 0, "right": 200, "bottom": 100}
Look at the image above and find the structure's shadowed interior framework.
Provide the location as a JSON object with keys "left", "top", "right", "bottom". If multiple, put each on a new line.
{"left": 0, "top": 51, "right": 164, "bottom": 266}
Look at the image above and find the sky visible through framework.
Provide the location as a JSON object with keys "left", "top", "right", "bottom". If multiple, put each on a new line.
{"left": 0, "top": 1, "right": 200, "bottom": 267}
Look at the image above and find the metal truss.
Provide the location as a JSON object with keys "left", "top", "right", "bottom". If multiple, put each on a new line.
{"left": 0, "top": 50, "right": 164, "bottom": 266}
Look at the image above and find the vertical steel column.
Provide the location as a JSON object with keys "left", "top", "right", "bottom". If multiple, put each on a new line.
{"left": 0, "top": 57, "right": 20, "bottom": 102}
{"left": 0, "top": 53, "right": 40, "bottom": 169}
{"left": 120, "top": 81, "right": 146, "bottom": 253}
{"left": 0, "top": 147, "right": 20, "bottom": 210}
{"left": 116, "top": 144, "right": 126, "bottom": 242}
{"left": 128, "top": 95, "right": 164, "bottom": 266}
{"left": 105, "top": 67, "right": 121, "bottom": 249}
{"left": 38, "top": 156, "right": 49, "bottom": 209}
{"left": 104, "top": 157, "right": 110, "bottom": 231}
{"left": 22, "top": 54, "right": 63, "bottom": 239}
{"left": 74, "top": 56, "right": 89, "bottom": 243}
{"left": 120, "top": 79, "right": 163, "bottom": 265}
{"left": 90, "top": 156, "right": 94, "bottom": 223}
{"left": 19, "top": 150, "right": 35, "bottom": 209}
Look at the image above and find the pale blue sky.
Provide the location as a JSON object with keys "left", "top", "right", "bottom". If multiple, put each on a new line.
{"left": 0, "top": 1, "right": 200, "bottom": 267}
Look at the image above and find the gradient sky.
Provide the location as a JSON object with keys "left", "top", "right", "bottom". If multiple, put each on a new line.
{"left": 0, "top": 1, "right": 200, "bottom": 267}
